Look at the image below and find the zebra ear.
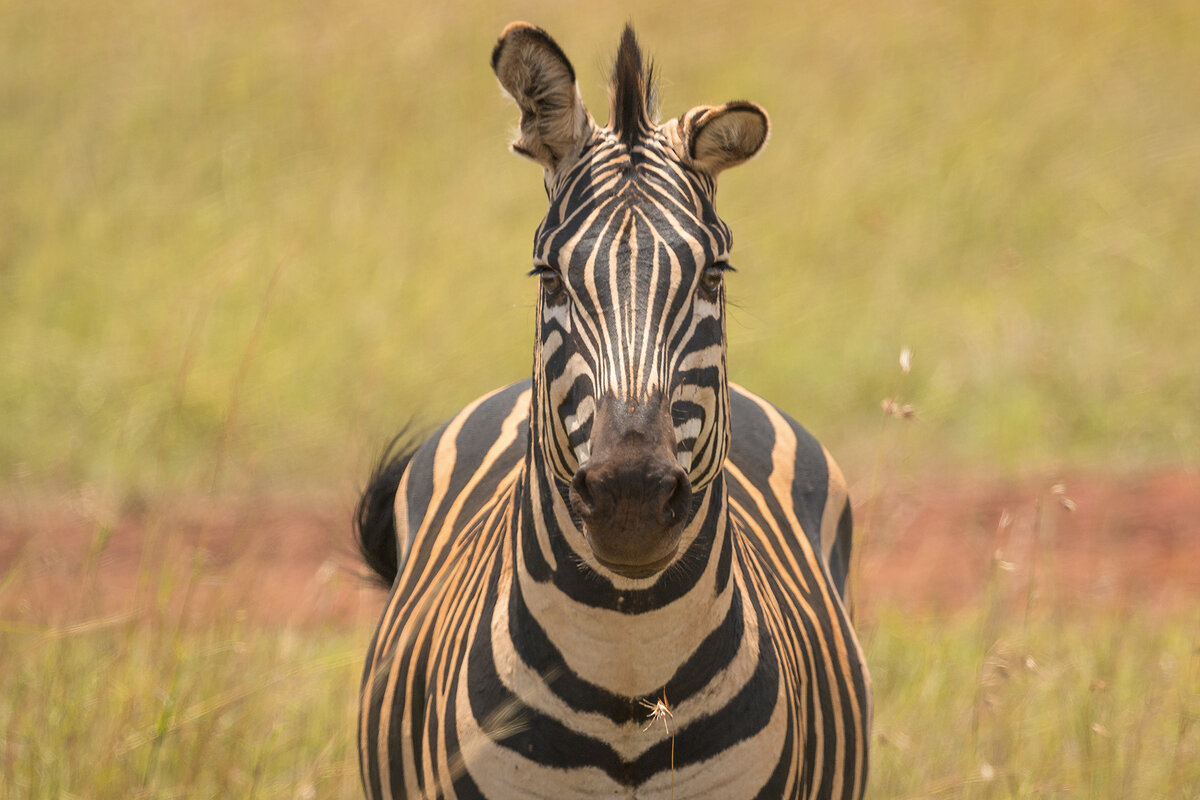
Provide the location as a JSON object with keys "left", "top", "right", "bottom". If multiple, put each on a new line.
{"left": 492, "top": 22, "right": 592, "bottom": 170}
{"left": 675, "top": 102, "right": 769, "bottom": 176}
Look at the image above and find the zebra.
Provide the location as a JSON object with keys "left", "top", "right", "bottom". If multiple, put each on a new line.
{"left": 356, "top": 22, "right": 871, "bottom": 800}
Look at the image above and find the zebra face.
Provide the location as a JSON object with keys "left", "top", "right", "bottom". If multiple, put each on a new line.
{"left": 531, "top": 150, "right": 734, "bottom": 479}
{"left": 532, "top": 165, "right": 729, "bottom": 575}
{"left": 494, "top": 23, "right": 768, "bottom": 577}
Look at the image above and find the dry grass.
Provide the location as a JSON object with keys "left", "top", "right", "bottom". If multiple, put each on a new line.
{"left": 3, "top": 0, "right": 1199, "bottom": 501}
{"left": 3, "top": 1, "right": 1199, "bottom": 797}
{"left": 2, "top": 527, "right": 1196, "bottom": 798}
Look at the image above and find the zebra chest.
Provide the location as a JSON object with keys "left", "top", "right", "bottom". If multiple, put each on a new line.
{"left": 438, "top": 576, "right": 797, "bottom": 799}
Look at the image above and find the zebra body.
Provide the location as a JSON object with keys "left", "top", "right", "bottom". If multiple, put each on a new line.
{"left": 359, "top": 23, "right": 870, "bottom": 799}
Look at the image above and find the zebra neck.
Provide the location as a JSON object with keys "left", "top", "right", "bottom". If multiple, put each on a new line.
{"left": 513, "top": 441, "right": 735, "bottom": 697}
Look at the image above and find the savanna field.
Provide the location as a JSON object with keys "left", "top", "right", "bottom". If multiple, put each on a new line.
{"left": 2, "top": 1, "right": 1198, "bottom": 797}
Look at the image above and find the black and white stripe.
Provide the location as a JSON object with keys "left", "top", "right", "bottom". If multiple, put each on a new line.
{"left": 357, "top": 22, "right": 870, "bottom": 800}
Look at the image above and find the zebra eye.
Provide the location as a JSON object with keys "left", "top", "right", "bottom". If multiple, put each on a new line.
{"left": 699, "top": 264, "right": 728, "bottom": 296}
{"left": 533, "top": 267, "right": 566, "bottom": 300}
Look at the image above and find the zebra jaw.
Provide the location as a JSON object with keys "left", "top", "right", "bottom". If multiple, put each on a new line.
{"left": 567, "top": 393, "right": 692, "bottom": 578}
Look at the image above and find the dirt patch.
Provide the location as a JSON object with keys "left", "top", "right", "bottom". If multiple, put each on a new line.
{"left": 2, "top": 470, "right": 1197, "bottom": 627}
{"left": 0, "top": 491, "right": 380, "bottom": 629}
{"left": 854, "top": 469, "right": 1200, "bottom": 616}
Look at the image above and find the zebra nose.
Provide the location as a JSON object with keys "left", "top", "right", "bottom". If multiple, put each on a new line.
{"left": 570, "top": 462, "right": 690, "bottom": 526}
{"left": 569, "top": 458, "right": 692, "bottom": 575}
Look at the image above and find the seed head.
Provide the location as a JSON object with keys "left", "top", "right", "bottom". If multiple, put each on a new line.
{"left": 881, "top": 397, "right": 916, "bottom": 419}
{"left": 640, "top": 693, "right": 673, "bottom": 734}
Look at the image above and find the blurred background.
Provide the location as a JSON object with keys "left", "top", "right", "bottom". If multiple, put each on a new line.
{"left": 4, "top": 0, "right": 1198, "bottom": 499}
{"left": 2, "top": 1, "right": 1197, "bottom": 797}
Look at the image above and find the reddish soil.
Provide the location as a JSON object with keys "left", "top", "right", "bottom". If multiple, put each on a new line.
{"left": 853, "top": 469, "right": 1200, "bottom": 617}
{"left": 2, "top": 470, "right": 1197, "bottom": 628}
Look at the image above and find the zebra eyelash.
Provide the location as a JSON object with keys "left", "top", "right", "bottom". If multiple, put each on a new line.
{"left": 530, "top": 264, "right": 568, "bottom": 300}
{"left": 699, "top": 261, "right": 735, "bottom": 296}
{"left": 528, "top": 263, "right": 733, "bottom": 277}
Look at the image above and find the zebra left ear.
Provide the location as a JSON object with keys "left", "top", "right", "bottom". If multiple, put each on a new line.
{"left": 674, "top": 101, "right": 770, "bottom": 176}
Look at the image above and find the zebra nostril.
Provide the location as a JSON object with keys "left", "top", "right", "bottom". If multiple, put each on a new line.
{"left": 658, "top": 468, "right": 692, "bottom": 527}
{"left": 569, "top": 467, "right": 597, "bottom": 520}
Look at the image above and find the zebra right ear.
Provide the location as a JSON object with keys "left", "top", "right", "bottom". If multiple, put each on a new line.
{"left": 492, "top": 22, "right": 592, "bottom": 171}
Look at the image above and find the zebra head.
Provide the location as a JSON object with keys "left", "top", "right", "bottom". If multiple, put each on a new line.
{"left": 493, "top": 23, "right": 768, "bottom": 578}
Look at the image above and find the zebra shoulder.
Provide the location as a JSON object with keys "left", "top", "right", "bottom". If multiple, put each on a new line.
{"left": 726, "top": 383, "right": 852, "bottom": 587}
{"left": 392, "top": 380, "right": 532, "bottom": 569}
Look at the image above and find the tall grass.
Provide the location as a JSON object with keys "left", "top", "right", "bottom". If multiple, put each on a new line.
{"left": 2, "top": 537, "right": 1196, "bottom": 798}
{"left": 1, "top": 616, "right": 365, "bottom": 798}
{"left": 867, "top": 604, "right": 1200, "bottom": 798}
{"left": 3, "top": 2, "right": 1198, "bottom": 798}
{"left": 3, "top": 0, "right": 1198, "bottom": 501}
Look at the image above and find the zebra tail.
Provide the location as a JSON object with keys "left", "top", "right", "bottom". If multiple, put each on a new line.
{"left": 354, "top": 432, "right": 419, "bottom": 589}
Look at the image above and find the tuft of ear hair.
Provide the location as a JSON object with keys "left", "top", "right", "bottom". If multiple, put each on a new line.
{"left": 492, "top": 22, "right": 592, "bottom": 170}
{"left": 674, "top": 101, "right": 770, "bottom": 176}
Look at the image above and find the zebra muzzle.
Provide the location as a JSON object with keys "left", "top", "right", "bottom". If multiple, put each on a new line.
{"left": 568, "top": 394, "right": 692, "bottom": 578}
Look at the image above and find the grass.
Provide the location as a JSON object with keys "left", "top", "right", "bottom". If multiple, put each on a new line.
{"left": 2, "top": 397, "right": 1195, "bottom": 798}
{"left": 3, "top": 1, "right": 1198, "bottom": 798}
{"left": 2, "top": 540, "right": 1196, "bottom": 799}
{"left": 1, "top": 618, "right": 364, "bottom": 798}
{"left": 3, "top": 0, "right": 1199, "bottom": 500}
{"left": 867, "top": 605, "right": 1200, "bottom": 798}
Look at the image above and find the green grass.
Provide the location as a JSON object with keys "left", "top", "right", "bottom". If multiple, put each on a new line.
{"left": 3, "top": 3, "right": 1198, "bottom": 797}
{"left": 1, "top": 617, "right": 364, "bottom": 798}
{"left": 3, "top": 558, "right": 1196, "bottom": 799}
{"left": 866, "top": 606, "right": 1200, "bottom": 798}
{"left": 3, "top": 0, "right": 1198, "bottom": 500}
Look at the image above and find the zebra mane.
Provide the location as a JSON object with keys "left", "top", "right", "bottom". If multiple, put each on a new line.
{"left": 609, "top": 25, "right": 657, "bottom": 149}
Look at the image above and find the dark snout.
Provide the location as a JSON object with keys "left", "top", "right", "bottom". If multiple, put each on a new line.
{"left": 568, "top": 394, "right": 691, "bottom": 578}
